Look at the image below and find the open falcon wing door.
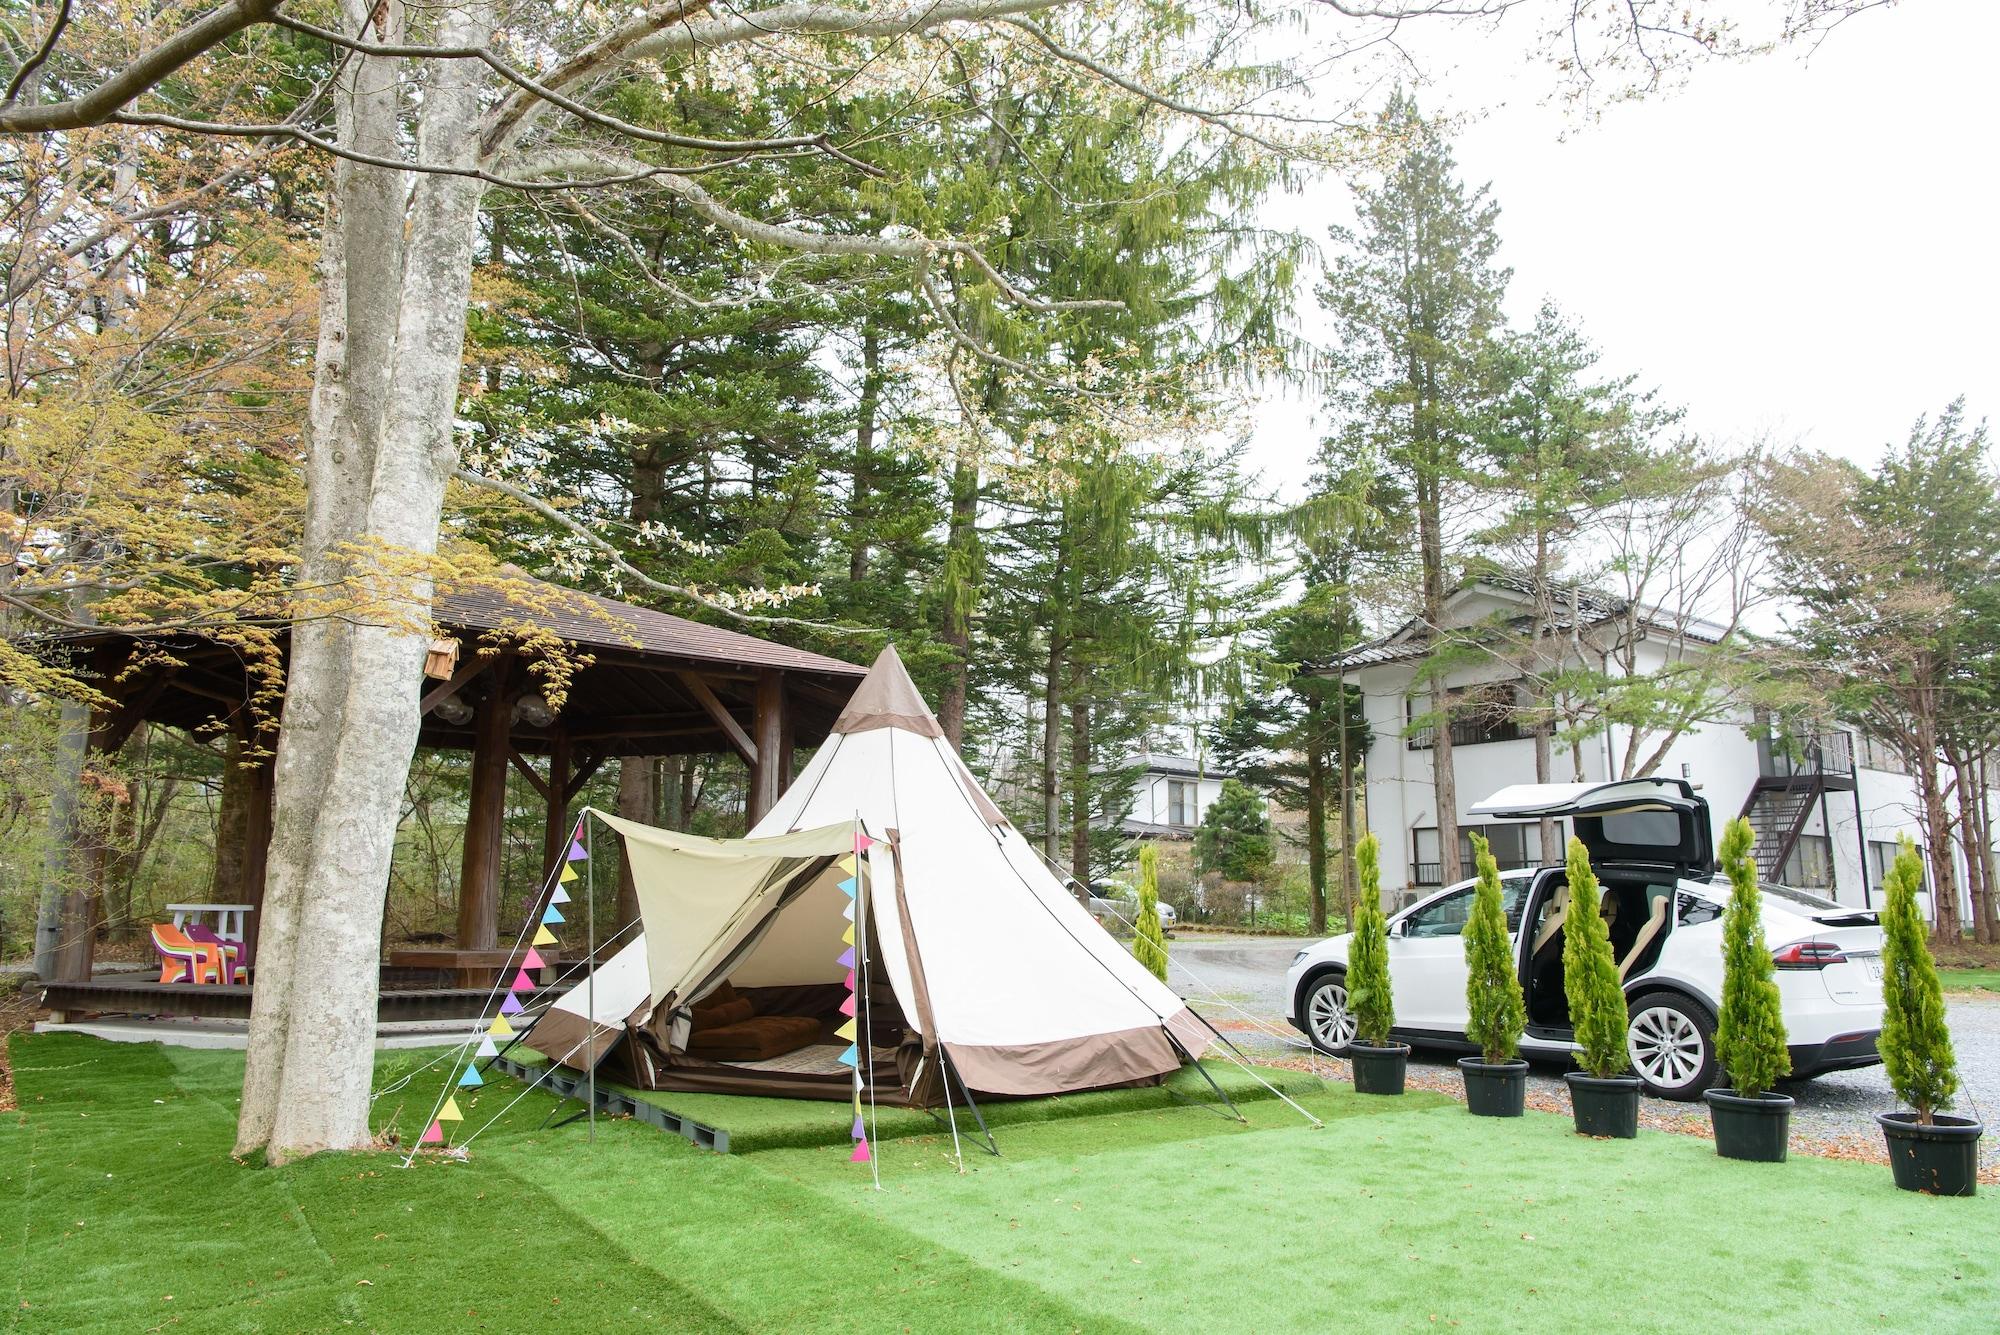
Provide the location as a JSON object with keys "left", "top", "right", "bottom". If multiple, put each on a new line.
{"left": 1469, "top": 779, "right": 1715, "bottom": 878}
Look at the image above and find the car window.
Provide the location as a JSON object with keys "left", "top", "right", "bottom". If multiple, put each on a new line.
{"left": 1405, "top": 888, "right": 1474, "bottom": 937}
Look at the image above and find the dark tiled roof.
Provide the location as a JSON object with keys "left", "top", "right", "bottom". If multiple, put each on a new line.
{"left": 437, "top": 578, "right": 865, "bottom": 678}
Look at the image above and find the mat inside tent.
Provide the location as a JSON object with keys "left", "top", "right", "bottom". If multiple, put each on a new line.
{"left": 495, "top": 1049, "right": 1325, "bottom": 1154}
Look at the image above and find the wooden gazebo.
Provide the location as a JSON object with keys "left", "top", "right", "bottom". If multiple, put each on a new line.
{"left": 40, "top": 576, "right": 867, "bottom": 988}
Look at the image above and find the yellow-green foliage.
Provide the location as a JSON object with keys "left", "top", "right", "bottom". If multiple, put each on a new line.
{"left": 1348, "top": 833, "right": 1395, "bottom": 1045}
{"left": 1133, "top": 843, "right": 1169, "bottom": 982}
{"left": 1561, "top": 837, "right": 1629, "bottom": 1078}
{"left": 1714, "top": 818, "right": 1790, "bottom": 1096}
{"left": 1879, "top": 838, "right": 1958, "bottom": 1122}
{"left": 1464, "top": 833, "right": 1526, "bottom": 1064}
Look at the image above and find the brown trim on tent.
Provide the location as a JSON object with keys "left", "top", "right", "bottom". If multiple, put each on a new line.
{"left": 642, "top": 1049, "right": 912, "bottom": 1103}
{"left": 1163, "top": 1004, "right": 1216, "bottom": 1062}
{"left": 883, "top": 829, "right": 938, "bottom": 1056}
{"left": 524, "top": 1006, "right": 623, "bottom": 1072}
{"left": 943, "top": 1023, "right": 1186, "bottom": 1097}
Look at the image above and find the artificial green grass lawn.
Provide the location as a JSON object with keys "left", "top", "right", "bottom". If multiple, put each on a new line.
{"left": 1940, "top": 966, "right": 2000, "bottom": 993}
{"left": 5, "top": 1035, "right": 1996, "bottom": 1333}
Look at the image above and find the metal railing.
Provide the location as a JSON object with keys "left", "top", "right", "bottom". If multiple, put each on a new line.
{"left": 1406, "top": 715, "right": 1528, "bottom": 751}
{"left": 1758, "top": 730, "right": 1854, "bottom": 781}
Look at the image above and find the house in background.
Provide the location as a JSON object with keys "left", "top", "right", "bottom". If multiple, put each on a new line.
{"left": 1318, "top": 573, "right": 1967, "bottom": 915}
{"left": 1117, "top": 752, "right": 1232, "bottom": 839}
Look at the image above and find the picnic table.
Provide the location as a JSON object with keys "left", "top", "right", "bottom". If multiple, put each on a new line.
{"left": 387, "top": 947, "right": 564, "bottom": 990}
{"left": 166, "top": 903, "right": 254, "bottom": 944}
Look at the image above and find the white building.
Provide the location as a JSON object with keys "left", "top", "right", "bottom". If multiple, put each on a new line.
{"left": 1323, "top": 574, "right": 1966, "bottom": 915}
{"left": 1117, "top": 752, "right": 1231, "bottom": 839}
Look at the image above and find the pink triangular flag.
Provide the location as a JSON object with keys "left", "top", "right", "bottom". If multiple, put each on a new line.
{"left": 523, "top": 948, "right": 545, "bottom": 970}
{"left": 853, "top": 831, "right": 874, "bottom": 852}
{"left": 510, "top": 969, "right": 535, "bottom": 992}
{"left": 836, "top": 947, "right": 855, "bottom": 970}
{"left": 849, "top": 1136, "right": 871, "bottom": 1163}
{"left": 500, "top": 992, "right": 524, "bottom": 1015}
{"left": 851, "top": 1114, "right": 865, "bottom": 1138}
{"left": 843, "top": 970, "right": 856, "bottom": 991}
{"left": 839, "top": 994, "right": 857, "bottom": 1017}
{"left": 420, "top": 1120, "right": 444, "bottom": 1145}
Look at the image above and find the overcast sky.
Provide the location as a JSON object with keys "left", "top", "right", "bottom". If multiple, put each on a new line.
{"left": 1243, "top": 2, "right": 1998, "bottom": 501}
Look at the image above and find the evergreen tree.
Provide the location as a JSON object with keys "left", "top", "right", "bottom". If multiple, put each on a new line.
{"left": 1348, "top": 833, "right": 1395, "bottom": 1046}
{"left": 1464, "top": 832, "right": 1526, "bottom": 1064}
{"left": 1195, "top": 779, "right": 1275, "bottom": 883}
{"left": 1561, "top": 836, "right": 1630, "bottom": 1077}
{"left": 1714, "top": 818, "right": 1790, "bottom": 1097}
{"left": 1879, "top": 838, "right": 1959, "bottom": 1124}
{"left": 1321, "top": 92, "right": 1511, "bottom": 886}
{"left": 1133, "top": 843, "right": 1170, "bottom": 983}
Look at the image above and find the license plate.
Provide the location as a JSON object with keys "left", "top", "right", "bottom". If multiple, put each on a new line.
{"left": 1863, "top": 956, "right": 1883, "bottom": 981}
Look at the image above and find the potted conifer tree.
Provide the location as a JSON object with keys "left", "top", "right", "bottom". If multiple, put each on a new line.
{"left": 1706, "top": 818, "right": 1794, "bottom": 1162}
{"left": 1877, "top": 838, "right": 1982, "bottom": 1196}
{"left": 1459, "top": 832, "right": 1528, "bottom": 1117}
{"left": 1346, "top": 833, "right": 1408, "bottom": 1095}
{"left": 1561, "top": 837, "right": 1641, "bottom": 1137}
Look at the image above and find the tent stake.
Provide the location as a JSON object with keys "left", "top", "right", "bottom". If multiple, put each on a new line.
{"left": 943, "top": 1051, "right": 999, "bottom": 1157}
{"left": 1164, "top": 1028, "right": 1246, "bottom": 1123}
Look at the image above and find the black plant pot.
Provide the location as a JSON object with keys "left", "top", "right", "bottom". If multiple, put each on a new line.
{"left": 1705, "top": 1088, "right": 1794, "bottom": 1163}
{"left": 1565, "top": 1072, "right": 1642, "bottom": 1138}
{"left": 1349, "top": 1041, "right": 1410, "bottom": 1095}
{"left": 1457, "top": 1057, "right": 1528, "bottom": 1117}
{"left": 1879, "top": 1113, "right": 1983, "bottom": 1197}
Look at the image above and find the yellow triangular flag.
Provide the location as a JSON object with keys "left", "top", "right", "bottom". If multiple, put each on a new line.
{"left": 560, "top": 864, "right": 579, "bottom": 884}
{"left": 836, "top": 853, "right": 857, "bottom": 874}
{"left": 835, "top": 1018, "right": 857, "bottom": 1042}
{"left": 437, "top": 1096, "right": 464, "bottom": 1122}
{"left": 841, "top": 922, "right": 854, "bottom": 945}
{"left": 852, "top": 1089, "right": 862, "bottom": 1115}
{"left": 488, "top": 1014, "right": 515, "bottom": 1037}
{"left": 533, "top": 925, "right": 558, "bottom": 947}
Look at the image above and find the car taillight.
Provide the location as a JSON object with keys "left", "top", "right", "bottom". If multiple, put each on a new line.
{"left": 1772, "top": 941, "right": 1848, "bottom": 969}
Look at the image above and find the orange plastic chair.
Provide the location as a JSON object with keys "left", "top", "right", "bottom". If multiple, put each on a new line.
{"left": 151, "top": 923, "right": 224, "bottom": 985}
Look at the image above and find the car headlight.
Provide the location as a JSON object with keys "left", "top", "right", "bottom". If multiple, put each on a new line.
{"left": 1291, "top": 949, "right": 1308, "bottom": 965}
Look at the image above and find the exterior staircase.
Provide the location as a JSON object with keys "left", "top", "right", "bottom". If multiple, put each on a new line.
{"left": 1737, "top": 730, "right": 1856, "bottom": 882}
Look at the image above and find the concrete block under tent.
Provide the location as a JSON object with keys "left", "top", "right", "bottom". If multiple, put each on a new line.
{"left": 502, "top": 645, "right": 1290, "bottom": 1152}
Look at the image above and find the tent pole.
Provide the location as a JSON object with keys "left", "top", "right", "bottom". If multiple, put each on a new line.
{"left": 586, "top": 814, "right": 596, "bottom": 1146}
{"left": 943, "top": 1051, "right": 999, "bottom": 1157}
{"left": 1163, "top": 1028, "right": 1246, "bottom": 1123}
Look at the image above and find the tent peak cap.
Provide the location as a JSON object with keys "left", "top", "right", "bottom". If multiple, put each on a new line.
{"left": 831, "top": 642, "right": 944, "bottom": 738}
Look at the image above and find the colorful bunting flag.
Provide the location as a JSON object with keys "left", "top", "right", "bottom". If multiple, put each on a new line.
{"left": 437, "top": 1096, "right": 465, "bottom": 1123}
{"left": 567, "top": 839, "right": 588, "bottom": 861}
{"left": 842, "top": 899, "right": 856, "bottom": 922}
{"left": 420, "top": 1121, "right": 444, "bottom": 1145}
{"left": 843, "top": 970, "right": 856, "bottom": 991}
{"left": 836, "top": 854, "right": 857, "bottom": 874}
{"left": 851, "top": 1114, "right": 865, "bottom": 1138}
{"left": 559, "top": 864, "right": 579, "bottom": 884}
{"left": 836, "top": 876, "right": 857, "bottom": 897}
{"left": 533, "top": 926, "right": 558, "bottom": 948}
{"left": 500, "top": 992, "right": 524, "bottom": 1016}
{"left": 850, "top": 1137, "right": 872, "bottom": 1163}
{"left": 542, "top": 904, "right": 565, "bottom": 926}
{"left": 837, "top": 947, "right": 855, "bottom": 970}
{"left": 550, "top": 883, "right": 572, "bottom": 906}
{"left": 853, "top": 831, "right": 874, "bottom": 853}
{"left": 488, "top": 1015, "right": 515, "bottom": 1038}
{"left": 510, "top": 969, "right": 536, "bottom": 992}
{"left": 839, "top": 994, "right": 857, "bottom": 1018}
{"left": 476, "top": 1035, "right": 500, "bottom": 1059}
{"left": 458, "top": 1065, "right": 484, "bottom": 1088}
{"left": 523, "top": 948, "right": 546, "bottom": 970}
{"left": 835, "top": 1019, "right": 857, "bottom": 1042}
{"left": 837, "top": 1043, "right": 858, "bottom": 1067}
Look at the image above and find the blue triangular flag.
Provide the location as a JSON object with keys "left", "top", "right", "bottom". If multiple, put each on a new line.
{"left": 550, "top": 883, "right": 571, "bottom": 905}
{"left": 458, "top": 1065, "right": 484, "bottom": 1088}
{"left": 543, "top": 904, "right": 565, "bottom": 925}
{"left": 567, "top": 840, "right": 588, "bottom": 862}
{"left": 837, "top": 1043, "right": 858, "bottom": 1067}
{"left": 837, "top": 877, "right": 857, "bottom": 897}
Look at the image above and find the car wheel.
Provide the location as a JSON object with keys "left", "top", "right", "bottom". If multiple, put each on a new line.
{"left": 1626, "top": 992, "right": 1717, "bottom": 1101}
{"left": 1301, "top": 971, "right": 1357, "bottom": 1055}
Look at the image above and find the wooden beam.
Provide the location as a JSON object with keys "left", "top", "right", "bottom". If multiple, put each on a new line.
{"left": 565, "top": 750, "right": 607, "bottom": 801}
{"left": 747, "top": 669, "right": 785, "bottom": 825}
{"left": 541, "top": 730, "right": 573, "bottom": 881}
{"left": 420, "top": 651, "right": 489, "bottom": 715}
{"left": 673, "top": 670, "right": 756, "bottom": 765}
{"left": 507, "top": 748, "right": 552, "bottom": 802}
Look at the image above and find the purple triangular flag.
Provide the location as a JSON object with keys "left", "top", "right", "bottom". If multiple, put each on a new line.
{"left": 500, "top": 992, "right": 524, "bottom": 1015}
{"left": 566, "top": 840, "right": 588, "bottom": 862}
{"left": 851, "top": 1114, "right": 865, "bottom": 1138}
{"left": 836, "top": 947, "right": 855, "bottom": 970}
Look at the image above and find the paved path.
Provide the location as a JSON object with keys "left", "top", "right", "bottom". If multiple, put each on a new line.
{"left": 1169, "top": 932, "right": 1998, "bottom": 1170}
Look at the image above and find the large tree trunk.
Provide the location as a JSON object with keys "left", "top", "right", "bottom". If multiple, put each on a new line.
{"left": 1534, "top": 721, "right": 1558, "bottom": 864}
{"left": 34, "top": 698, "right": 90, "bottom": 979}
{"left": 1416, "top": 471, "right": 1460, "bottom": 886}
{"left": 1041, "top": 634, "right": 1063, "bottom": 864}
{"left": 849, "top": 323, "right": 881, "bottom": 583}
{"left": 1947, "top": 748, "right": 1993, "bottom": 946}
{"left": 937, "top": 457, "right": 978, "bottom": 751}
{"left": 613, "top": 757, "right": 655, "bottom": 931}
{"left": 1912, "top": 706, "right": 1961, "bottom": 945}
{"left": 1068, "top": 695, "right": 1091, "bottom": 887}
{"left": 235, "top": 1, "right": 489, "bottom": 1163}
{"left": 1305, "top": 697, "right": 1328, "bottom": 935}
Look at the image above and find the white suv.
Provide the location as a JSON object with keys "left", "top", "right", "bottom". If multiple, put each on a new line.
{"left": 1284, "top": 779, "right": 1886, "bottom": 1100}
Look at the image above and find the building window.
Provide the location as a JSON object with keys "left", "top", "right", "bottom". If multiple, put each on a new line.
{"left": 1868, "top": 839, "right": 1928, "bottom": 891}
{"left": 1780, "top": 834, "right": 1834, "bottom": 889}
{"left": 1855, "top": 734, "right": 1909, "bottom": 775}
{"left": 1406, "top": 684, "right": 1527, "bottom": 750}
{"left": 1411, "top": 820, "right": 1564, "bottom": 885}
{"left": 1167, "top": 779, "right": 1196, "bottom": 827}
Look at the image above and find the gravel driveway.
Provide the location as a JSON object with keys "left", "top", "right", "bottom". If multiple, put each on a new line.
{"left": 1166, "top": 931, "right": 1998, "bottom": 1174}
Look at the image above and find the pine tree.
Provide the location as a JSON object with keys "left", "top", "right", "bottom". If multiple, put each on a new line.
{"left": 1713, "top": 818, "right": 1790, "bottom": 1097}
{"left": 1348, "top": 833, "right": 1395, "bottom": 1046}
{"left": 1464, "top": 832, "right": 1526, "bottom": 1064}
{"left": 1561, "top": 836, "right": 1629, "bottom": 1077}
{"left": 1133, "top": 843, "right": 1169, "bottom": 983}
{"left": 1879, "top": 837, "right": 1959, "bottom": 1124}
{"left": 1195, "top": 779, "right": 1275, "bottom": 884}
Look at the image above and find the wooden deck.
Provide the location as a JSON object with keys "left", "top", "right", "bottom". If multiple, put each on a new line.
{"left": 36, "top": 977, "right": 548, "bottom": 1024}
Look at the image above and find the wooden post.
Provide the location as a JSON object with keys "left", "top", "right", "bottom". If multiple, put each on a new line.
{"left": 457, "top": 675, "right": 512, "bottom": 950}
{"left": 541, "top": 729, "right": 573, "bottom": 882}
{"left": 747, "top": 670, "right": 785, "bottom": 826}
